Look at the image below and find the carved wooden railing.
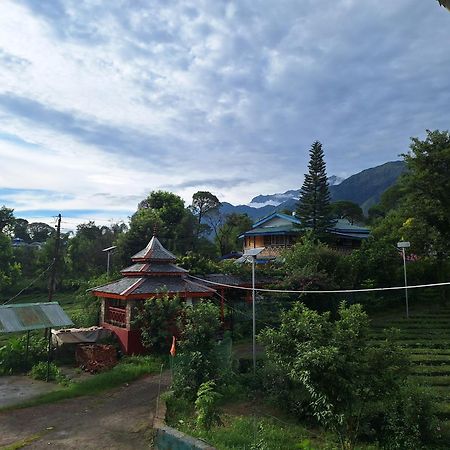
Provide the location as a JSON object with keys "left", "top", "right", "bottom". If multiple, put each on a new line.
{"left": 106, "top": 306, "right": 127, "bottom": 328}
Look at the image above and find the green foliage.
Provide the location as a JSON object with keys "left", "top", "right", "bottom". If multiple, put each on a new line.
{"left": 260, "top": 302, "right": 410, "bottom": 450}
{"left": 281, "top": 232, "right": 353, "bottom": 290}
{"left": 178, "top": 301, "right": 221, "bottom": 354}
{"left": 133, "top": 293, "right": 182, "bottom": 353}
{"left": 402, "top": 129, "right": 450, "bottom": 256}
{"left": 0, "top": 205, "right": 15, "bottom": 234}
{"left": 13, "top": 218, "right": 30, "bottom": 242}
{"left": 0, "top": 232, "right": 21, "bottom": 291}
{"left": 116, "top": 190, "right": 196, "bottom": 264}
{"left": 172, "top": 302, "right": 225, "bottom": 399}
{"left": 195, "top": 380, "right": 222, "bottom": 430}
{"left": 173, "top": 415, "right": 325, "bottom": 450}
{"left": 330, "top": 201, "right": 364, "bottom": 225}
{"left": 191, "top": 191, "right": 220, "bottom": 238}
{"left": 178, "top": 252, "right": 220, "bottom": 275}
{"left": 372, "top": 383, "right": 438, "bottom": 449}
{"left": 296, "top": 141, "right": 334, "bottom": 237}
{"left": 29, "top": 361, "right": 67, "bottom": 384}
{"left": 0, "top": 335, "right": 47, "bottom": 375}
{"left": 26, "top": 222, "right": 55, "bottom": 242}
{"left": 66, "top": 221, "right": 125, "bottom": 279}
{"left": 348, "top": 238, "right": 401, "bottom": 288}
{"left": 69, "top": 275, "right": 106, "bottom": 327}
{"left": 215, "top": 213, "right": 253, "bottom": 256}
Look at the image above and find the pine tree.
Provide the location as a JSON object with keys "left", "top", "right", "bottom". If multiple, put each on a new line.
{"left": 296, "top": 141, "right": 334, "bottom": 236}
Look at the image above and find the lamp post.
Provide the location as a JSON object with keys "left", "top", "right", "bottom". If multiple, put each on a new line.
{"left": 397, "top": 241, "right": 410, "bottom": 319}
{"left": 102, "top": 246, "right": 117, "bottom": 277}
{"left": 235, "top": 247, "right": 265, "bottom": 373}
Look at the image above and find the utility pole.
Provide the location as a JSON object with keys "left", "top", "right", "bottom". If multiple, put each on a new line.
{"left": 48, "top": 214, "right": 61, "bottom": 301}
{"left": 47, "top": 214, "right": 61, "bottom": 382}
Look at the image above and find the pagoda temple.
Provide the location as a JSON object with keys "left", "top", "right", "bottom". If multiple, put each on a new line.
{"left": 92, "top": 236, "right": 216, "bottom": 354}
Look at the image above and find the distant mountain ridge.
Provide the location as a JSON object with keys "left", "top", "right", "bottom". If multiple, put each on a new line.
{"left": 220, "top": 161, "right": 406, "bottom": 221}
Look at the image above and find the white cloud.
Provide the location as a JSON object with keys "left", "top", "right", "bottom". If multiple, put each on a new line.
{"left": 0, "top": 0, "right": 448, "bottom": 222}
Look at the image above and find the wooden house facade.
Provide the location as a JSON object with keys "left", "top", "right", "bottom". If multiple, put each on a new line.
{"left": 241, "top": 213, "right": 370, "bottom": 260}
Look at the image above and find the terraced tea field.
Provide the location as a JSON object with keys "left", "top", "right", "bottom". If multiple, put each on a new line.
{"left": 370, "top": 298, "right": 450, "bottom": 440}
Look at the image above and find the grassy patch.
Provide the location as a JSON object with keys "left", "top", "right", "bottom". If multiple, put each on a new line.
{"left": 184, "top": 415, "right": 328, "bottom": 450}
{"left": 0, "top": 433, "right": 43, "bottom": 450}
{"left": 0, "top": 356, "right": 163, "bottom": 411}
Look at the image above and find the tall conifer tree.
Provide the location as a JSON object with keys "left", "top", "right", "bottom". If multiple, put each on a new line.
{"left": 296, "top": 141, "right": 334, "bottom": 236}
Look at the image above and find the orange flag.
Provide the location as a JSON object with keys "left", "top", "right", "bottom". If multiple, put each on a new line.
{"left": 170, "top": 336, "right": 176, "bottom": 357}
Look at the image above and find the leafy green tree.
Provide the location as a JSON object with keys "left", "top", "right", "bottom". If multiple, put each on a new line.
{"left": 13, "top": 218, "right": 30, "bottom": 242}
{"left": 0, "top": 232, "right": 21, "bottom": 292}
{"left": 296, "top": 141, "right": 334, "bottom": 237}
{"left": 330, "top": 201, "right": 364, "bottom": 225}
{"left": 191, "top": 191, "right": 220, "bottom": 238}
{"left": 117, "top": 191, "right": 196, "bottom": 264}
{"left": 66, "top": 222, "right": 124, "bottom": 279}
{"left": 260, "top": 302, "right": 410, "bottom": 450}
{"left": 401, "top": 129, "right": 450, "bottom": 257}
{"left": 215, "top": 213, "right": 252, "bottom": 256}
{"left": 134, "top": 293, "right": 182, "bottom": 353}
{"left": 27, "top": 222, "right": 55, "bottom": 242}
{"left": 0, "top": 206, "right": 15, "bottom": 234}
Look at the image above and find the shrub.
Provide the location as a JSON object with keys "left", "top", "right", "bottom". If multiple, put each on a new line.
{"left": 133, "top": 292, "right": 182, "bottom": 353}
{"left": 172, "top": 302, "right": 228, "bottom": 399}
{"left": 373, "top": 383, "right": 439, "bottom": 449}
{"left": 260, "top": 302, "right": 410, "bottom": 450}
{"left": 29, "top": 361, "right": 67, "bottom": 383}
{"left": 195, "top": 380, "right": 222, "bottom": 430}
{"left": 0, "top": 335, "right": 47, "bottom": 375}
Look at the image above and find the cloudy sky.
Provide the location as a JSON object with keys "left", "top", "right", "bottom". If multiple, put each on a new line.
{"left": 0, "top": 0, "right": 449, "bottom": 229}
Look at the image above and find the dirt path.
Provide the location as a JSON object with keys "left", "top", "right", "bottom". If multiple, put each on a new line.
{"left": 0, "top": 371, "right": 171, "bottom": 450}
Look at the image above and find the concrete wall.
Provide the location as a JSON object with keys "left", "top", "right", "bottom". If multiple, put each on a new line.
{"left": 153, "top": 393, "right": 216, "bottom": 450}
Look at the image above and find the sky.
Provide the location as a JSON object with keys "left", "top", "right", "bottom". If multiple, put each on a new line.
{"left": 0, "top": 0, "right": 449, "bottom": 230}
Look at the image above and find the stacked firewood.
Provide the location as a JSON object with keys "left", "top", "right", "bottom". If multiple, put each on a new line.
{"left": 75, "top": 344, "right": 117, "bottom": 373}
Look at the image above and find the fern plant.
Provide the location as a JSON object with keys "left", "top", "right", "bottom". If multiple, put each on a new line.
{"left": 194, "top": 380, "right": 222, "bottom": 430}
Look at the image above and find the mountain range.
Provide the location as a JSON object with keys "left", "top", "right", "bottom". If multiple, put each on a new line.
{"left": 220, "top": 161, "right": 406, "bottom": 220}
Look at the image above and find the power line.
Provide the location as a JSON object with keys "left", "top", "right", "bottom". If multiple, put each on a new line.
{"left": 2, "top": 259, "right": 55, "bottom": 305}
{"left": 189, "top": 275, "right": 450, "bottom": 295}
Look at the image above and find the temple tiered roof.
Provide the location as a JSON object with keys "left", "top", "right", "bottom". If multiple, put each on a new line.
{"left": 92, "top": 236, "right": 215, "bottom": 299}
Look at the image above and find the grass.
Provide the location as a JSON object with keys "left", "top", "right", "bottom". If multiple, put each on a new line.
{"left": 0, "top": 356, "right": 163, "bottom": 412}
{"left": 183, "top": 416, "right": 329, "bottom": 450}
{"left": 0, "top": 433, "right": 43, "bottom": 450}
{"left": 165, "top": 394, "right": 341, "bottom": 450}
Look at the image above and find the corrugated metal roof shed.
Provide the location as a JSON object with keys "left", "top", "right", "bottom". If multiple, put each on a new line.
{"left": 0, "top": 302, "right": 73, "bottom": 333}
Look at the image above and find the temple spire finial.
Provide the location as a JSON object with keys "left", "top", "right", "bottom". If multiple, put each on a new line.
{"left": 153, "top": 223, "right": 158, "bottom": 237}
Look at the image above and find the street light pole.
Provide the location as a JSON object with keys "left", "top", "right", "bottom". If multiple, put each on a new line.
{"left": 397, "top": 241, "right": 410, "bottom": 319}
{"left": 251, "top": 255, "right": 256, "bottom": 374}
{"left": 235, "top": 247, "right": 265, "bottom": 374}
{"left": 401, "top": 247, "right": 409, "bottom": 319}
{"left": 102, "top": 246, "right": 117, "bottom": 277}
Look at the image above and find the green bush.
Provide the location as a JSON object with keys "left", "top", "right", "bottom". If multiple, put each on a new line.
{"left": 0, "top": 335, "right": 47, "bottom": 375}
{"left": 373, "top": 383, "right": 439, "bottom": 449}
{"left": 133, "top": 292, "right": 182, "bottom": 353}
{"left": 29, "top": 361, "right": 67, "bottom": 384}
{"left": 172, "top": 302, "right": 230, "bottom": 399}
{"left": 260, "top": 302, "right": 410, "bottom": 450}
